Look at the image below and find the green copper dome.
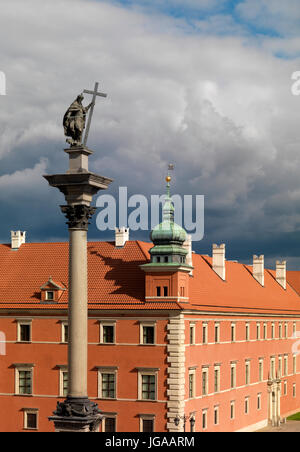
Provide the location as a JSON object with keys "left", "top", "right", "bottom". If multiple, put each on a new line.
{"left": 148, "top": 176, "right": 188, "bottom": 265}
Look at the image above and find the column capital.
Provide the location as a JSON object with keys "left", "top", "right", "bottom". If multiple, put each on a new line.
{"left": 60, "top": 204, "right": 97, "bottom": 230}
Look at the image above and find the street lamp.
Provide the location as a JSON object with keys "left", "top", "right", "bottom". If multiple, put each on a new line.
{"left": 174, "top": 414, "right": 196, "bottom": 432}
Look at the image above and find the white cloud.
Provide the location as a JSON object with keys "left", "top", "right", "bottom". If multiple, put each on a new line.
{"left": 0, "top": 0, "right": 299, "bottom": 263}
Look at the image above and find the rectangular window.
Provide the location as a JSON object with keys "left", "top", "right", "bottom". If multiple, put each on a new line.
{"left": 19, "top": 370, "right": 32, "bottom": 395}
{"left": 102, "top": 373, "right": 116, "bottom": 399}
{"left": 245, "top": 323, "right": 250, "bottom": 341}
{"left": 62, "top": 323, "right": 68, "bottom": 343}
{"left": 230, "top": 401, "right": 235, "bottom": 420}
{"left": 245, "top": 397, "right": 249, "bottom": 414}
{"left": 278, "top": 357, "right": 282, "bottom": 378}
{"left": 189, "top": 373, "right": 195, "bottom": 398}
{"left": 20, "top": 324, "right": 31, "bottom": 342}
{"left": 270, "top": 358, "right": 275, "bottom": 379}
{"left": 190, "top": 324, "right": 195, "bottom": 345}
{"left": 202, "top": 323, "right": 208, "bottom": 344}
{"left": 142, "top": 419, "right": 154, "bottom": 432}
{"left": 230, "top": 364, "right": 236, "bottom": 389}
{"left": 284, "top": 356, "right": 288, "bottom": 376}
{"left": 142, "top": 375, "right": 156, "bottom": 400}
{"left": 156, "top": 287, "right": 161, "bottom": 297}
{"left": 279, "top": 323, "right": 282, "bottom": 339}
{"left": 231, "top": 324, "right": 236, "bottom": 342}
{"left": 214, "top": 406, "right": 219, "bottom": 425}
{"left": 143, "top": 326, "right": 154, "bottom": 345}
{"left": 24, "top": 410, "right": 38, "bottom": 430}
{"left": 284, "top": 380, "right": 287, "bottom": 395}
{"left": 293, "top": 323, "right": 296, "bottom": 336}
{"left": 256, "top": 323, "right": 260, "bottom": 340}
{"left": 293, "top": 384, "right": 296, "bottom": 398}
{"left": 271, "top": 323, "right": 275, "bottom": 339}
{"left": 259, "top": 359, "right": 264, "bottom": 382}
{"left": 62, "top": 371, "right": 68, "bottom": 397}
{"left": 245, "top": 361, "right": 250, "bottom": 385}
{"left": 293, "top": 355, "right": 297, "bottom": 374}
{"left": 214, "top": 367, "right": 220, "bottom": 393}
{"left": 215, "top": 323, "right": 220, "bottom": 343}
{"left": 284, "top": 323, "right": 288, "bottom": 339}
{"left": 263, "top": 323, "right": 267, "bottom": 340}
{"left": 202, "top": 410, "right": 207, "bottom": 430}
{"left": 163, "top": 286, "right": 168, "bottom": 297}
{"left": 202, "top": 368, "right": 208, "bottom": 396}
{"left": 104, "top": 417, "right": 116, "bottom": 432}
{"left": 46, "top": 290, "right": 54, "bottom": 301}
{"left": 103, "top": 325, "right": 114, "bottom": 344}
{"left": 257, "top": 393, "right": 261, "bottom": 410}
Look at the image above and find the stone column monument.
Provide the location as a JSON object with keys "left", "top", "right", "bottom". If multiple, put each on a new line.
{"left": 44, "top": 83, "right": 113, "bottom": 432}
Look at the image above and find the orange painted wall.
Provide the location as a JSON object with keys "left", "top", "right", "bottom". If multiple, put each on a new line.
{"left": 0, "top": 314, "right": 168, "bottom": 432}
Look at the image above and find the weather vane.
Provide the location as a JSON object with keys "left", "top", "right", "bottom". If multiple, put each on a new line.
{"left": 63, "top": 82, "right": 107, "bottom": 148}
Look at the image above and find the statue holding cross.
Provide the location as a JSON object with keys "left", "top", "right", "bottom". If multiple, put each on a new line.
{"left": 63, "top": 82, "right": 107, "bottom": 148}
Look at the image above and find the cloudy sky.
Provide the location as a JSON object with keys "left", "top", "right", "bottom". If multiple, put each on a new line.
{"left": 0, "top": 0, "right": 300, "bottom": 268}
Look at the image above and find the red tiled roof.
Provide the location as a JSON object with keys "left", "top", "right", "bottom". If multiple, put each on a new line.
{"left": 0, "top": 240, "right": 300, "bottom": 315}
{"left": 0, "top": 241, "right": 179, "bottom": 311}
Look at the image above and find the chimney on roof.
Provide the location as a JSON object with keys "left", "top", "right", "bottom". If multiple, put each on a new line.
{"left": 115, "top": 227, "right": 129, "bottom": 247}
{"left": 183, "top": 234, "right": 193, "bottom": 275}
{"left": 11, "top": 231, "right": 26, "bottom": 250}
{"left": 276, "top": 260, "right": 286, "bottom": 290}
{"left": 253, "top": 255, "right": 264, "bottom": 286}
{"left": 212, "top": 244, "right": 226, "bottom": 280}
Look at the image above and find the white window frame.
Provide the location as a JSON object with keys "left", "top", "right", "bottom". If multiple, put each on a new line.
{"left": 61, "top": 321, "right": 68, "bottom": 344}
{"left": 284, "top": 355, "right": 288, "bottom": 376}
{"left": 263, "top": 323, "right": 267, "bottom": 340}
{"left": 214, "top": 405, "right": 219, "bottom": 425}
{"left": 231, "top": 323, "right": 236, "bottom": 342}
{"left": 189, "top": 322, "right": 196, "bottom": 345}
{"left": 245, "top": 397, "right": 249, "bottom": 415}
{"left": 99, "top": 321, "right": 116, "bottom": 344}
{"left": 17, "top": 319, "right": 32, "bottom": 343}
{"left": 259, "top": 358, "right": 264, "bottom": 382}
{"left": 188, "top": 367, "right": 196, "bottom": 399}
{"left": 245, "top": 360, "right": 250, "bottom": 385}
{"left": 140, "top": 321, "right": 156, "bottom": 345}
{"left": 230, "top": 400, "right": 235, "bottom": 420}
{"left": 137, "top": 368, "right": 158, "bottom": 401}
{"left": 97, "top": 367, "right": 118, "bottom": 399}
{"left": 278, "top": 356, "right": 282, "bottom": 378}
{"left": 101, "top": 412, "right": 117, "bottom": 432}
{"left": 293, "top": 383, "right": 296, "bottom": 398}
{"left": 270, "top": 357, "right": 276, "bottom": 379}
{"left": 139, "top": 414, "right": 155, "bottom": 432}
{"left": 14, "top": 364, "right": 34, "bottom": 395}
{"left": 202, "top": 322, "right": 208, "bottom": 344}
{"left": 245, "top": 322, "right": 250, "bottom": 341}
{"left": 293, "top": 354, "right": 297, "bottom": 374}
{"left": 230, "top": 363, "right": 236, "bottom": 389}
{"left": 214, "top": 365, "right": 220, "bottom": 393}
{"left": 202, "top": 409, "right": 208, "bottom": 430}
{"left": 23, "top": 408, "right": 39, "bottom": 430}
{"left": 214, "top": 322, "right": 220, "bottom": 343}
{"left": 202, "top": 367, "right": 209, "bottom": 396}
{"left": 257, "top": 393, "right": 261, "bottom": 410}
{"left": 58, "top": 365, "right": 68, "bottom": 397}
{"left": 256, "top": 323, "right": 260, "bottom": 340}
{"left": 279, "top": 323, "right": 282, "bottom": 339}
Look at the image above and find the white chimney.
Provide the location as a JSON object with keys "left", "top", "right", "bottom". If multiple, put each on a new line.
{"left": 253, "top": 255, "right": 264, "bottom": 286}
{"left": 115, "top": 227, "right": 129, "bottom": 247}
{"left": 11, "top": 231, "right": 26, "bottom": 250}
{"left": 183, "top": 234, "right": 193, "bottom": 275}
{"left": 212, "top": 244, "right": 226, "bottom": 280}
{"left": 276, "top": 260, "right": 286, "bottom": 290}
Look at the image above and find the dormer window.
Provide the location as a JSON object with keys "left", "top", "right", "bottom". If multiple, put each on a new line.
{"left": 46, "top": 291, "right": 54, "bottom": 301}
{"left": 40, "top": 277, "right": 66, "bottom": 303}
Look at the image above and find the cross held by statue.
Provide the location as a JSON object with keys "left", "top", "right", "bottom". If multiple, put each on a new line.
{"left": 83, "top": 82, "right": 107, "bottom": 146}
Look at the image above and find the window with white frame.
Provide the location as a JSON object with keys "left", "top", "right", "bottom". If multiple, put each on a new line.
{"left": 270, "top": 357, "right": 276, "bottom": 380}
{"left": 102, "top": 413, "right": 117, "bottom": 432}
{"left": 263, "top": 323, "right": 267, "bottom": 340}
{"left": 202, "top": 409, "right": 208, "bottom": 430}
{"left": 245, "top": 360, "right": 250, "bottom": 385}
{"left": 256, "top": 323, "right": 260, "bottom": 340}
{"left": 202, "top": 367, "right": 209, "bottom": 396}
{"left": 293, "top": 383, "right": 296, "bottom": 398}
{"left": 189, "top": 323, "right": 196, "bottom": 345}
{"left": 14, "top": 364, "right": 34, "bottom": 395}
{"left": 259, "top": 358, "right": 264, "bottom": 382}
{"left": 17, "top": 319, "right": 32, "bottom": 343}
{"left": 137, "top": 368, "right": 158, "bottom": 401}
{"left": 284, "top": 355, "right": 288, "bottom": 376}
{"left": 189, "top": 368, "right": 196, "bottom": 399}
{"left": 284, "top": 322, "right": 288, "bottom": 339}
{"left": 283, "top": 380, "right": 287, "bottom": 395}
{"left": 214, "top": 406, "right": 219, "bottom": 425}
{"left": 230, "top": 363, "right": 236, "bottom": 389}
{"left": 245, "top": 397, "right": 249, "bottom": 414}
{"left": 231, "top": 323, "right": 236, "bottom": 342}
{"left": 58, "top": 365, "right": 68, "bottom": 397}
{"left": 230, "top": 401, "right": 235, "bottom": 420}
{"left": 139, "top": 415, "right": 155, "bottom": 432}
{"left": 271, "top": 323, "right": 275, "bottom": 339}
{"left": 293, "top": 355, "right": 297, "bottom": 374}
{"left": 214, "top": 365, "right": 220, "bottom": 393}
{"left": 278, "top": 356, "right": 282, "bottom": 378}
{"left": 257, "top": 393, "right": 261, "bottom": 410}
{"left": 99, "top": 321, "right": 116, "bottom": 344}
{"left": 279, "top": 323, "right": 282, "bottom": 339}
{"left": 293, "top": 322, "right": 297, "bottom": 336}
{"left": 140, "top": 322, "right": 156, "bottom": 345}
{"left": 61, "top": 322, "right": 68, "bottom": 343}
{"left": 214, "top": 323, "right": 220, "bottom": 343}
{"left": 245, "top": 323, "right": 250, "bottom": 341}
{"left": 23, "top": 409, "right": 38, "bottom": 430}
{"left": 202, "top": 323, "right": 208, "bottom": 344}
{"left": 98, "top": 367, "right": 118, "bottom": 399}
